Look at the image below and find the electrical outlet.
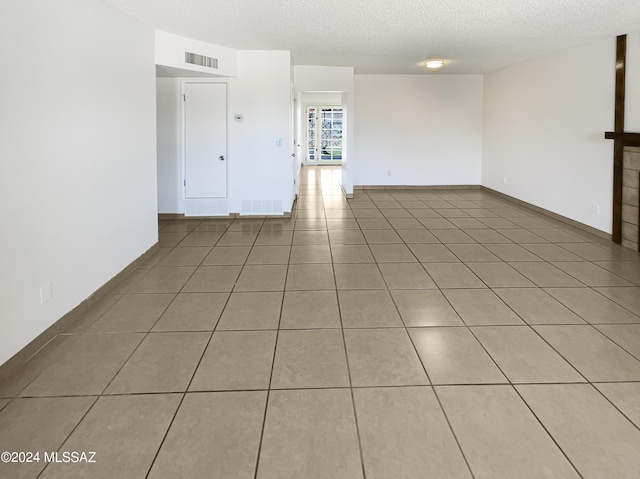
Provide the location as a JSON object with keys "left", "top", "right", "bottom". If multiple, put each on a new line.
{"left": 502, "top": 177, "right": 507, "bottom": 185}
{"left": 591, "top": 203, "right": 600, "bottom": 215}
{"left": 39, "top": 282, "right": 52, "bottom": 305}
{"left": 387, "top": 170, "right": 391, "bottom": 177}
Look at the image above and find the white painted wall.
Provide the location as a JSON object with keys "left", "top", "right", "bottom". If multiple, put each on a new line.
{"left": 354, "top": 75, "right": 483, "bottom": 186}
{"left": 228, "top": 50, "right": 294, "bottom": 214}
{"left": 482, "top": 38, "right": 615, "bottom": 233}
{"left": 0, "top": 0, "right": 157, "bottom": 365}
{"left": 157, "top": 78, "right": 183, "bottom": 213}
{"left": 626, "top": 32, "right": 640, "bottom": 131}
{"left": 155, "top": 30, "right": 238, "bottom": 78}
{"left": 156, "top": 49, "right": 294, "bottom": 215}
{"left": 294, "top": 66, "right": 355, "bottom": 193}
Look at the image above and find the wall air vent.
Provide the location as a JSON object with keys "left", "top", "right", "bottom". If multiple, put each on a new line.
{"left": 184, "top": 52, "right": 219, "bottom": 69}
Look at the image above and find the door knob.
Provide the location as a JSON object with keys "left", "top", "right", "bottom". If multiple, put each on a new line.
{"left": 219, "top": 155, "right": 225, "bottom": 161}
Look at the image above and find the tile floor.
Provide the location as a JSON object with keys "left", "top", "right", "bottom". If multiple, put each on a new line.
{"left": 1, "top": 165, "right": 640, "bottom": 478}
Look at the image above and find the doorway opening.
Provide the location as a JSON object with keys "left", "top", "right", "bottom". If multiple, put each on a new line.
{"left": 305, "top": 106, "right": 343, "bottom": 165}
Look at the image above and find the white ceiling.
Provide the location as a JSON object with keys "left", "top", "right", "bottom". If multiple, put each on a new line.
{"left": 102, "top": 0, "right": 640, "bottom": 74}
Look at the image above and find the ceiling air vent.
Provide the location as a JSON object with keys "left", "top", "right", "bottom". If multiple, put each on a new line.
{"left": 184, "top": 52, "right": 219, "bottom": 69}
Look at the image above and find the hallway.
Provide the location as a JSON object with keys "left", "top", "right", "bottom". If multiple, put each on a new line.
{"left": 1, "top": 165, "right": 640, "bottom": 478}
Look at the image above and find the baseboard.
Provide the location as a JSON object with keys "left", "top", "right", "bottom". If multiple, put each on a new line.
{"left": 0, "top": 243, "right": 159, "bottom": 381}
{"left": 158, "top": 212, "right": 293, "bottom": 220}
{"left": 354, "top": 185, "right": 482, "bottom": 191}
{"left": 481, "top": 187, "right": 611, "bottom": 241}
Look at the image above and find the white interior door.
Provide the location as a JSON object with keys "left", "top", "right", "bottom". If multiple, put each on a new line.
{"left": 184, "top": 82, "right": 227, "bottom": 198}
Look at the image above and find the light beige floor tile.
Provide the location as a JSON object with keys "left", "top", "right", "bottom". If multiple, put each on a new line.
{"left": 508, "top": 262, "right": 585, "bottom": 287}
{"left": 410, "top": 327, "right": 506, "bottom": 384}
{"left": 271, "top": 330, "right": 349, "bottom": 388}
{"left": 0, "top": 397, "right": 95, "bottom": 478}
{"left": 105, "top": 332, "right": 209, "bottom": 394}
{"left": 462, "top": 229, "right": 511, "bottom": 244}
{"left": 20, "top": 333, "right": 144, "bottom": 396}
{"left": 478, "top": 217, "right": 518, "bottom": 228}
{"left": 295, "top": 219, "right": 328, "bottom": 230}
{"left": 357, "top": 218, "right": 392, "bottom": 229}
{"left": 534, "top": 325, "right": 640, "bottom": 381}
{"left": 467, "top": 262, "right": 535, "bottom": 287}
{"left": 190, "top": 331, "right": 276, "bottom": 391}
{"left": 594, "top": 287, "right": 640, "bottom": 316}
{"left": 338, "top": 290, "right": 404, "bottom": 328}
{"left": 528, "top": 228, "right": 585, "bottom": 243}
{"left": 370, "top": 243, "right": 417, "bottom": 263}
{"left": 551, "top": 261, "right": 633, "bottom": 286}
{"left": 202, "top": 246, "right": 251, "bottom": 265}
{"left": 289, "top": 244, "right": 331, "bottom": 263}
{"left": 253, "top": 230, "right": 294, "bottom": 246}
{"left": 520, "top": 243, "right": 583, "bottom": 261}
{"left": 216, "top": 292, "right": 283, "bottom": 330}
{"left": 392, "top": 289, "right": 465, "bottom": 327}
{"left": 396, "top": 229, "right": 440, "bottom": 243}
{"left": 378, "top": 262, "right": 436, "bottom": 289}
{"left": 334, "top": 264, "right": 386, "bottom": 289}
{"left": 158, "top": 232, "right": 189, "bottom": 248}
{"left": 153, "top": 292, "right": 228, "bottom": 331}
{"left": 449, "top": 217, "right": 487, "bottom": 229}
{"left": 409, "top": 244, "right": 460, "bottom": 262}
{"left": 129, "top": 266, "right": 195, "bottom": 293}
{"left": 431, "top": 229, "right": 476, "bottom": 244}
{"left": 60, "top": 293, "right": 124, "bottom": 332}
{"left": 594, "top": 324, "right": 640, "bottom": 357}
{"left": 387, "top": 217, "right": 424, "bottom": 229}
{"left": 328, "top": 229, "right": 366, "bottom": 244}
{"left": 158, "top": 246, "right": 210, "bottom": 266}
{"left": 42, "top": 394, "right": 180, "bottom": 479}
{"left": 161, "top": 221, "right": 200, "bottom": 233}
{"left": 292, "top": 230, "right": 329, "bottom": 245}
{"left": 545, "top": 287, "right": 640, "bottom": 324}
{"left": 0, "top": 399, "right": 9, "bottom": 411}
{"left": 88, "top": 293, "right": 174, "bottom": 332}
{"left": 594, "top": 261, "right": 640, "bottom": 285}
{"left": 494, "top": 288, "right": 585, "bottom": 324}
{"left": 247, "top": 245, "right": 291, "bottom": 265}
{"left": 484, "top": 243, "right": 542, "bottom": 261}
{"left": 498, "top": 228, "right": 548, "bottom": 243}
{"left": 344, "top": 329, "right": 429, "bottom": 386}
{"left": 517, "top": 384, "right": 640, "bottom": 479}
{"left": 436, "top": 385, "right": 579, "bottom": 479}
{"left": 178, "top": 231, "right": 223, "bottom": 247}
{"left": 354, "top": 387, "right": 472, "bottom": 479}
{"left": 235, "top": 264, "right": 288, "bottom": 291}
{"left": 444, "top": 289, "right": 523, "bottom": 325}
{"left": 446, "top": 243, "right": 501, "bottom": 262}
{"left": 257, "top": 389, "right": 362, "bottom": 479}
{"left": 0, "top": 336, "right": 79, "bottom": 398}
{"left": 423, "top": 263, "right": 487, "bottom": 289}
{"left": 330, "top": 244, "right": 375, "bottom": 263}
{"left": 362, "top": 229, "right": 403, "bottom": 244}
{"left": 217, "top": 231, "right": 259, "bottom": 246}
{"left": 286, "top": 264, "right": 335, "bottom": 290}
{"left": 472, "top": 326, "right": 585, "bottom": 383}
{"left": 280, "top": 291, "right": 341, "bottom": 329}
{"left": 182, "top": 265, "right": 241, "bottom": 292}
{"left": 193, "top": 220, "right": 231, "bottom": 232}
{"left": 594, "top": 382, "right": 640, "bottom": 427}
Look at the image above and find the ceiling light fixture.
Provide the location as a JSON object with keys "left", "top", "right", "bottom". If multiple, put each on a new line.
{"left": 425, "top": 58, "right": 445, "bottom": 70}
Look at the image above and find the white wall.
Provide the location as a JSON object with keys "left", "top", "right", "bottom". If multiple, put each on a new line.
{"left": 156, "top": 49, "right": 294, "bottom": 215}
{"left": 294, "top": 66, "right": 355, "bottom": 193}
{"left": 354, "top": 75, "right": 483, "bottom": 186}
{"left": 626, "top": 32, "right": 640, "bottom": 131}
{"left": 482, "top": 38, "right": 615, "bottom": 232}
{"left": 157, "top": 78, "right": 182, "bottom": 213}
{"left": 0, "top": 0, "right": 157, "bottom": 366}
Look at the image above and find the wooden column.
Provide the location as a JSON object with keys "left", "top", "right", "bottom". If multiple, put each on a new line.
{"left": 612, "top": 35, "right": 626, "bottom": 244}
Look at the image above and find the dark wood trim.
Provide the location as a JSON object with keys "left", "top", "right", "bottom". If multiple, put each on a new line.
{"left": 612, "top": 35, "right": 627, "bottom": 243}
{"left": 604, "top": 131, "right": 640, "bottom": 147}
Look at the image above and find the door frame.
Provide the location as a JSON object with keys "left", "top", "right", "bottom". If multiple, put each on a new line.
{"left": 180, "top": 79, "right": 229, "bottom": 201}
{"left": 304, "top": 104, "right": 344, "bottom": 166}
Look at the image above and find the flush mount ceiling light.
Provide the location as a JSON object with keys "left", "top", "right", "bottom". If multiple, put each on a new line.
{"left": 425, "top": 58, "right": 445, "bottom": 70}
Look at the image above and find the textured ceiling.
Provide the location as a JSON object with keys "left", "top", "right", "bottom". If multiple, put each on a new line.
{"left": 101, "top": 0, "right": 640, "bottom": 73}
